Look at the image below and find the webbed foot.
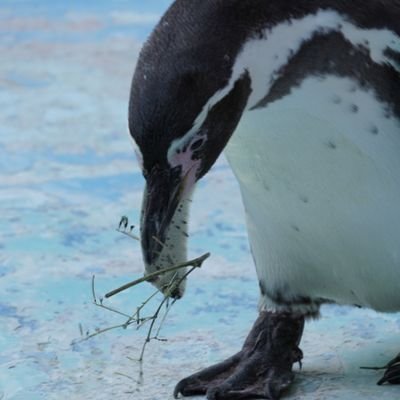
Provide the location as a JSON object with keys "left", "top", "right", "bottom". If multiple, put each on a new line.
{"left": 378, "top": 353, "right": 400, "bottom": 385}
{"left": 174, "top": 311, "right": 305, "bottom": 400}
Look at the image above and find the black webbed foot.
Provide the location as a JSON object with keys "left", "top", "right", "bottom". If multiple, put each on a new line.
{"left": 378, "top": 353, "right": 400, "bottom": 385}
{"left": 174, "top": 311, "right": 305, "bottom": 400}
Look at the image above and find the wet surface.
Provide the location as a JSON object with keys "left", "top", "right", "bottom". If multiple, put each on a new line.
{"left": 0, "top": 2, "right": 399, "bottom": 399}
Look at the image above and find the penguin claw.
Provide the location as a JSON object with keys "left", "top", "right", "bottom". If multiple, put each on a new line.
{"left": 173, "top": 379, "right": 188, "bottom": 398}
{"left": 265, "top": 369, "right": 295, "bottom": 400}
{"left": 175, "top": 365, "right": 294, "bottom": 400}
{"left": 206, "top": 386, "right": 267, "bottom": 400}
{"left": 206, "top": 386, "right": 226, "bottom": 400}
{"left": 377, "top": 354, "right": 400, "bottom": 385}
{"left": 173, "top": 312, "right": 305, "bottom": 400}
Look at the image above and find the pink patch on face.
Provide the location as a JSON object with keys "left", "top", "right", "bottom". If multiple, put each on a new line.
{"left": 169, "top": 146, "right": 201, "bottom": 197}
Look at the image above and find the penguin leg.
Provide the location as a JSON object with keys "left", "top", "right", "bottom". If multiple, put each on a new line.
{"left": 174, "top": 311, "right": 305, "bottom": 400}
{"left": 377, "top": 353, "right": 400, "bottom": 385}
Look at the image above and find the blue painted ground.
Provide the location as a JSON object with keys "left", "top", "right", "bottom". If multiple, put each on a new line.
{"left": 0, "top": 2, "right": 399, "bottom": 399}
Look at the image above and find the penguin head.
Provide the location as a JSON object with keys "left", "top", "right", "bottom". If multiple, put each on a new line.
{"left": 128, "top": 6, "right": 252, "bottom": 298}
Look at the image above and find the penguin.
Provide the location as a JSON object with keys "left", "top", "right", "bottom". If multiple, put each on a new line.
{"left": 128, "top": 1, "right": 400, "bottom": 399}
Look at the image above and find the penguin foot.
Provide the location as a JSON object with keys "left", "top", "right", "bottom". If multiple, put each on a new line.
{"left": 174, "top": 311, "right": 305, "bottom": 400}
{"left": 378, "top": 353, "right": 400, "bottom": 385}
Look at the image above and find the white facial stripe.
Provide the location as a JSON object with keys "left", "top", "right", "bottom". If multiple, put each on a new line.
{"left": 167, "top": 9, "right": 399, "bottom": 166}
{"left": 168, "top": 133, "right": 206, "bottom": 167}
{"left": 237, "top": 10, "right": 399, "bottom": 108}
{"left": 341, "top": 24, "right": 399, "bottom": 72}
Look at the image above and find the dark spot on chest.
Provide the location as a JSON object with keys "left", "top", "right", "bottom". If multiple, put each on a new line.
{"left": 369, "top": 125, "right": 379, "bottom": 135}
{"left": 350, "top": 104, "right": 359, "bottom": 113}
{"left": 327, "top": 141, "right": 337, "bottom": 149}
{"left": 291, "top": 224, "right": 300, "bottom": 232}
{"left": 332, "top": 95, "right": 342, "bottom": 104}
{"left": 299, "top": 195, "right": 309, "bottom": 204}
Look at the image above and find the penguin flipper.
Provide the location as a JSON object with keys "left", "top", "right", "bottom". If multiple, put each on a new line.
{"left": 174, "top": 311, "right": 304, "bottom": 400}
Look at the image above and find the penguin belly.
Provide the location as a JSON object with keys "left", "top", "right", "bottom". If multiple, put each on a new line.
{"left": 225, "top": 75, "right": 400, "bottom": 314}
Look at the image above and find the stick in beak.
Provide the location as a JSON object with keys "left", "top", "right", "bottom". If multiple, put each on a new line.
{"left": 140, "top": 165, "right": 193, "bottom": 298}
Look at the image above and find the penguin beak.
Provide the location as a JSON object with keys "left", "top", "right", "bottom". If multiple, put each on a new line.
{"left": 141, "top": 168, "right": 183, "bottom": 267}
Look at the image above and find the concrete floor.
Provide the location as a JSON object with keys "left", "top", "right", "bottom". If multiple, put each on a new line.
{"left": 0, "top": 1, "right": 399, "bottom": 399}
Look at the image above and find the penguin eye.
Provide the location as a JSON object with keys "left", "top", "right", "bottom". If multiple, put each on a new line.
{"left": 190, "top": 138, "right": 204, "bottom": 151}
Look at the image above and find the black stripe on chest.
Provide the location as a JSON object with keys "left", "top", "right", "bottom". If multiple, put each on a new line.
{"left": 251, "top": 31, "right": 400, "bottom": 119}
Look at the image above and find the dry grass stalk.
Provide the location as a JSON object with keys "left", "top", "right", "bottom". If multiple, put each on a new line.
{"left": 75, "top": 216, "right": 210, "bottom": 375}
{"left": 105, "top": 252, "right": 210, "bottom": 298}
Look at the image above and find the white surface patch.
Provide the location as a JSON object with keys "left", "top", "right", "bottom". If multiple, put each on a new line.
{"left": 225, "top": 74, "right": 400, "bottom": 313}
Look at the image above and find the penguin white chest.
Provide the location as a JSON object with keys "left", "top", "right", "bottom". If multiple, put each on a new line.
{"left": 225, "top": 75, "right": 400, "bottom": 313}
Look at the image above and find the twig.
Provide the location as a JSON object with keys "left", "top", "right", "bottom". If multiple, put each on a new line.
{"left": 124, "top": 289, "right": 160, "bottom": 328}
{"left": 79, "top": 216, "right": 212, "bottom": 378}
{"left": 138, "top": 296, "right": 168, "bottom": 361}
{"left": 78, "top": 323, "right": 130, "bottom": 342}
{"left": 92, "top": 275, "right": 131, "bottom": 318}
{"left": 138, "top": 265, "right": 197, "bottom": 362}
{"left": 76, "top": 254, "right": 210, "bottom": 391}
{"left": 360, "top": 365, "right": 387, "bottom": 370}
{"left": 116, "top": 228, "right": 140, "bottom": 241}
{"left": 95, "top": 302, "right": 132, "bottom": 319}
{"left": 151, "top": 235, "right": 168, "bottom": 249}
{"left": 105, "top": 252, "right": 210, "bottom": 299}
{"left": 155, "top": 298, "right": 176, "bottom": 338}
{"left": 91, "top": 274, "right": 97, "bottom": 303}
{"left": 76, "top": 280, "right": 162, "bottom": 344}
{"left": 114, "top": 372, "right": 138, "bottom": 382}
